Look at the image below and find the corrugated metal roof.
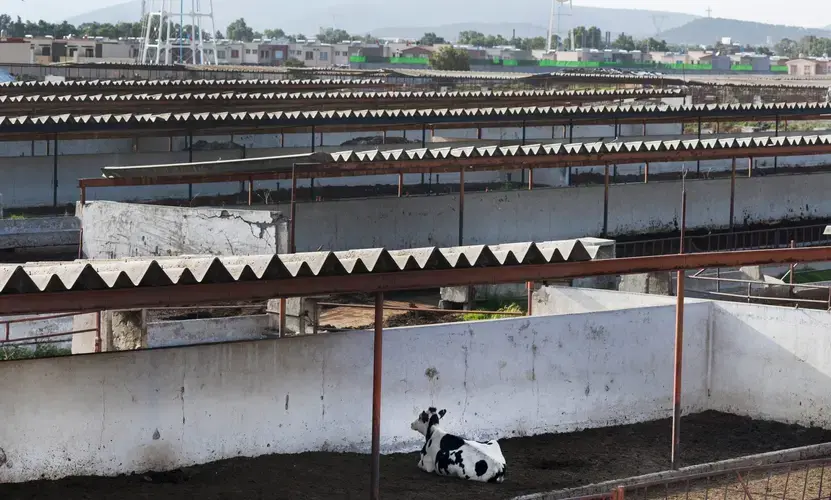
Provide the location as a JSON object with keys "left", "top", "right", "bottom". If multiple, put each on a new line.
{"left": 0, "top": 78, "right": 387, "bottom": 90}
{"left": 1, "top": 100, "right": 827, "bottom": 135}
{"left": 98, "top": 133, "right": 831, "bottom": 179}
{"left": 0, "top": 239, "right": 596, "bottom": 295}
{"left": 0, "top": 88, "right": 685, "bottom": 106}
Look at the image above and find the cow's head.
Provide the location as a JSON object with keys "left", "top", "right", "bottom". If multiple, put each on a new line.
{"left": 411, "top": 407, "right": 447, "bottom": 436}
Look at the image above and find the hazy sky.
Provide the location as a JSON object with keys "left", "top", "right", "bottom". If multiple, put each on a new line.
{"left": 576, "top": 0, "right": 826, "bottom": 28}
{"left": 1, "top": 0, "right": 827, "bottom": 28}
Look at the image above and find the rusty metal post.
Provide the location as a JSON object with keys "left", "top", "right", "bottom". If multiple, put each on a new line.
{"left": 458, "top": 167, "right": 465, "bottom": 246}
{"left": 281, "top": 163, "right": 299, "bottom": 336}
{"left": 52, "top": 135, "right": 58, "bottom": 208}
{"left": 642, "top": 121, "right": 647, "bottom": 136}
{"left": 603, "top": 164, "right": 610, "bottom": 237}
{"left": 526, "top": 282, "right": 533, "bottom": 316}
{"left": 398, "top": 172, "right": 403, "bottom": 197}
{"left": 748, "top": 157, "right": 752, "bottom": 178}
{"left": 644, "top": 162, "right": 649, "bottom": 183}
{"left": 774, "top": 115, "right": 780, "bottom": 172}
{"left": 789, "top": 240, "right": 796, "bottom": 296}
{"left": 729, "top": 158, "right": 737, "bottom": 232}
{"left": 477, "top": 127, "right": 482, "bottom": 140}
{"left": 247, "top": 177, "right": 253, "bottom": 206}
{"left": 290, "top": 163, "right": 297, "bottom": 254}
{"left": 4, "top": 321, "right": 9, "bottom": 342}
{"left": 528, "top": 168, "right": 534, "bottom": 190}
{"left": 671, "top": 182, "right": 688, "bottom": 470}
{"left": 187, "top": 132, "right": 194, "bottom": 201}
{"left": 311, "top": 125, "right": 316, "bottom": 152}
{"left": 80, "top": 185, "right": 86, "bottom": 204}
{"left": 370, "top": 292, "right": 384, "bottom": 500}
{"left": 94, "top": 311, "right": 102, "bottom": 353}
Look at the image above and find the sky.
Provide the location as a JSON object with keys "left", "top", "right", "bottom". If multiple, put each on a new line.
{"left": 576, "top": 0, "right": 827, "bottom": 28}
{"left": 1, "top": 0, "right": 828, "bottom": 28}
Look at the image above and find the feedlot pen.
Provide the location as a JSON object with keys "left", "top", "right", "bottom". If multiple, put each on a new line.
{"left": 3, "top": 412, "right": 831, "bottom": 500}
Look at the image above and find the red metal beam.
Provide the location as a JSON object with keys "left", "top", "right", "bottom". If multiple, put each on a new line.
{"left": 2, "top": 246, "right": 830, "bottom": 316}
{"left": 79, "top": 143, "right": 831, "bottom": 190}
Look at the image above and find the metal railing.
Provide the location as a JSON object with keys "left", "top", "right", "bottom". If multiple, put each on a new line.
{"left": 565, "top": 458, "right": 831, "bottom": 500}
{"left": 617, "top": 224, "right": 831, "bottom": 258}
{"left": 1, "top": 311, "right": 101, "bottom": 352}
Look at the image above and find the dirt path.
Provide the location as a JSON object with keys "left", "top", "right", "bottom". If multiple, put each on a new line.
{"left": 3, "top": 411, "right": 831, "bottom": 500}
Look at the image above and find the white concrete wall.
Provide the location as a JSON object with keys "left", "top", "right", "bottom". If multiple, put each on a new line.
{"left": 146, "top": 315, "right": 272, "bottom": 349}
{"left": 532, "top": 286, "right": 707, "bottom": 316}
{"left": 709, "top": 302, "right": 831, "bottom": 429}
{"left": 286, "top": 171, "right": 831, "bottom": 252}
{"left": 535, "top": 287, "right": 831, "bottom": 430}
{"left": 78, "top": 201, "right": 288, "bottom": 259}
{"left": 0, "top": 307, "right": 710, "bottom": 482}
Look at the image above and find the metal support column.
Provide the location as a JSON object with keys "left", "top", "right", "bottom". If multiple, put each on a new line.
{"left": 671, "top": 183, "right": 688, "bottom": 470}
{"left": 568, "top": 120, "right": 574, "bottom": 183}
{"left": 311, "top": 126, "right": 316, "bottom": 152}
{"left": 696, "top": 118, "right": 702, "bottom": 176}
{"left": 370, "top": 292, "right": 384, "bottom": 500}
{"left": 644, "top": 162, "right": 649, "bottom": 183}
{"left": 458, "top": 167, "right": 465, "bottom": 246}
{"left": 52, "top": 135, "right": 58, "bottom": 207}
{"left": 187, "top": 132, "right": 193, "bottom": 200}
{"left": 774, "top": 115, "right": 780, "bottom": 172}
{"left": 603, "top": 164, "right": 610, "bottom": 237}
{"left": 728, "top": 158, "right": 737, "bottom": 231}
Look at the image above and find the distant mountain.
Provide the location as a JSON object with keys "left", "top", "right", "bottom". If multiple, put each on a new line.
{"left": 67, "top": 1, "right": 697, "bottom": 40}
{"left": 660, "top": 18, "right": 831, "bottom": 46}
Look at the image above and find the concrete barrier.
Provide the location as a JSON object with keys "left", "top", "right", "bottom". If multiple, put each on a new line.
{"left": 0, "top": 216, "right": 79, "bottom": 250}
{"left": 77, "top": 201, "right": 288, "bottom": 258}
{"left": 0, "top": 305, "right": 711, "bottom": 482}
{"left": 283, "top": 171, "right": 831, "bottom": 252}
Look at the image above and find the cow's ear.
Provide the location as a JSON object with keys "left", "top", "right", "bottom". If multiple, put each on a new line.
{"left": 438, "top": 409, "right": 447, "bottom": 418}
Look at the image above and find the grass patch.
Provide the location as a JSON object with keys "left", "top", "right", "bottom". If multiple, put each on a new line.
{"left": 461, "top": 302, "right": 525, "bottom": 321}
{"left": 7, "top": 214, "right": 25, "bottom": 220}
{"left": 0, "top": 344, "right": 71, "bottom": 361}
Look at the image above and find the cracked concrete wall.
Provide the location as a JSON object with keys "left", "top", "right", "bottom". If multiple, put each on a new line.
{"left": 77, "top": 201, "right": 288, "bottom": 259}
{"left": 0, "top": 305, "right": 709, "bottom": 482}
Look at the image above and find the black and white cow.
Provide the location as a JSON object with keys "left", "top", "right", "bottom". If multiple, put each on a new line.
{"left": 410, "top": 407, "right": 506, "bottom": 483}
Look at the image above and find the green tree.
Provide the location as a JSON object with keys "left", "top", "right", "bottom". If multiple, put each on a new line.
{"left": 263, "top": 28, "right": 285, "bottom": 39}
{"left": 317, "top": 27, "right": 351, "bottom": 44}
{"left": 419, "top": 32, "right": 445, "bottom": 45}
{"left": 429, "top": 46, "right": 470, "bottom": 71}
{"left": 226, "top": 18, "right": 255, "bottom": 41}
{"left": 611, "top": 33, "right": 636, "bottom": 51}
{"left": 284, "top": 57, "right": 305, "bottom": 67}
{"left": 774, "top": 38, "right": 799, "bottom": 58}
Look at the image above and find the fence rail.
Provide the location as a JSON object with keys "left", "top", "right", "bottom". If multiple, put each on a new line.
{"left": 563, "top": 458, "right": 831, "bottom": 500}
{"left": 0, "top": 311, "right": 101, "bottom": 352}
{"left": 617, "top": 224, "right": 831, "bottom": 258}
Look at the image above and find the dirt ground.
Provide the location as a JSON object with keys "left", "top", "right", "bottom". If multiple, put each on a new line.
{"left": 3, "top": 411, "right": 831, "bottom": 500}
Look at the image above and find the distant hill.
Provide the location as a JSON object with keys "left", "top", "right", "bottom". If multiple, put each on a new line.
{"left": 67, "top": 1, "right": 697, "bottom": 39}
{"left": 660, "top": 17, "right": 831, "bottom": 46}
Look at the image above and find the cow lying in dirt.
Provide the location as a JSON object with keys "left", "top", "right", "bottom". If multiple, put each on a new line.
{"left": 410, "top": 407, "right": 506, "bottom": 483}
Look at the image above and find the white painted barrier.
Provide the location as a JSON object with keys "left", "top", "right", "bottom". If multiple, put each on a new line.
{"left": 0, "top": 305, "right": 710, "bottom": 482}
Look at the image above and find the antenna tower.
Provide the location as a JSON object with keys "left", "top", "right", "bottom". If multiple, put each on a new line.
{"left": 652, "top": 14, "right": 668, "bottom": 36}
{"left": 140, "top": 0, "right": 218, "bottom": 65}
{"left": 547, "top": 0, "right": 573, "bottom": 52}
